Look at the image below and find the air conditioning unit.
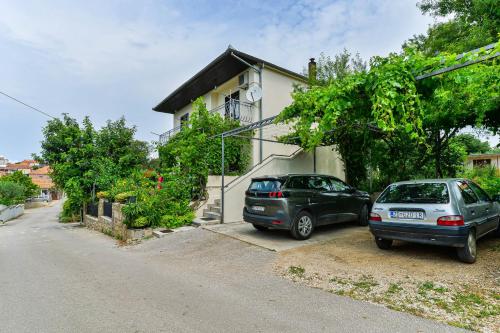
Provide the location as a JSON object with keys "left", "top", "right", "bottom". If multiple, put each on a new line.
{"left": 238, "top": 72, "right": 249, "bottom": 89}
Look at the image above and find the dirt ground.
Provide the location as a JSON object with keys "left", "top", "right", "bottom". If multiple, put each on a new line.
{"left": 275, "top": 224, "right": 500, "bottom": 332}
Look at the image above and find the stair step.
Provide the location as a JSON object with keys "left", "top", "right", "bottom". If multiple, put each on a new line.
{"left": 192, "top": 217, "right": 220, "bottom": 227}
{"left": 204, "top": 211, "right": 221, "bottom": 220}
{"left": 214, "top": 198, "right": 221, "bottom": 205}
{"left": 208, "top": 204, "right": 221, "bottom": 213}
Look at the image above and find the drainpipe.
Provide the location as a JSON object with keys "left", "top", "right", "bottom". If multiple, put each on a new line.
{"left": 221, "top": 134, "right": 225, "bottom": 224}
{"left": 259, "top": 64, "right": 263, "bottom": 163}
{"left": 230, "top": 51, "right": 263, "bottom": 162}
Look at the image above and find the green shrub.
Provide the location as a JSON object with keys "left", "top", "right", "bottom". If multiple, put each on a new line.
{"left": 96, "top": 191, "right": 109, "bottom": 199}
{"left": 131, "top": 216, "right": 150, "bottom": 228}
{"left": 461, "top": 167, "right": 500, "bottom": 196}
{"left": 115, "top": 191, "right": 136, "bottom": 203}
{"left": 0, "top": 171, "right": 39, "bottom": 199}
{"left": 0, "top": 181, "right": 26, "bottom": 206}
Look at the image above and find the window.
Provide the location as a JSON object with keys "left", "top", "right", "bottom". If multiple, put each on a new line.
{"left": 307, "top": 176, "right": 331, "bottom": 191}
{"left": 468, "top": 182, "right": 491, "bottom": 202}
{"left": 329, "top": 177, "right": 350, "bottom": 192}
{"left": 249, "top": 179, "right": 282, "bottom": 192}
{"left": 180, "top": 113, "right": 189, "bottom": 127}
{"left": 286, "top": 176, "right": 309, "bottom": 190}
{"left": 473, "top": 159, "right": 491, "bottom": 168}
{"left": 377, "top": 183, "right": 449, "bottom": 204}
{"left": 457, "top": 181, "right": 478, "bottom": 205}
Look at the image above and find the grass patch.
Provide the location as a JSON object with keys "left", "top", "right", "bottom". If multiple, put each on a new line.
{"left": 386, "top": 283, "right": 403, "bottom": 294}
{"left": 288, "top": 266, "right": 305, "bottom": 277}
{"left": 352, "top": 275, "right": 378, "bottom": 292}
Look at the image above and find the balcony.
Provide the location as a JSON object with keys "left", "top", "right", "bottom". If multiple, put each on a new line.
{"left": 158, "top": 99, "right": 254, "bottom": 144}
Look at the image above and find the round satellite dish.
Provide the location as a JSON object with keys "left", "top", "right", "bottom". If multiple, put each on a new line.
{"left": 246, "top": 84, "right": 262, "bottom": 103}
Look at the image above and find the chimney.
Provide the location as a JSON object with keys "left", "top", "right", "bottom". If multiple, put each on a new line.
{"left": 308, "top": 58, "right": 317, "bottom": 84}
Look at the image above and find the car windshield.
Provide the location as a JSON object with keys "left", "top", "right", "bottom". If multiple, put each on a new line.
{"left": 377, "top": 183, "right": 449, "bottom": 204}
{"left": 249, "top": 179, "right": 282, "bottom": 192}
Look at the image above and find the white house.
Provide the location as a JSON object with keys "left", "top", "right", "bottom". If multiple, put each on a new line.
{"left": 153, "top": 46, "right": 345, "bottom": 223}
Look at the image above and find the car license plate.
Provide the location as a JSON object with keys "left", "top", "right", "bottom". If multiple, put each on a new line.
{"left": 389, "top": 211, "right": 424, "bottom": 220}
{"left": 252, "top": 206, "right": 265, "bottom": 212}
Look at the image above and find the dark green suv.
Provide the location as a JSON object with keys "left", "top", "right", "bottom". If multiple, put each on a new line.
{"left": 243, "top": 174, "right": 371, "bottom": 239}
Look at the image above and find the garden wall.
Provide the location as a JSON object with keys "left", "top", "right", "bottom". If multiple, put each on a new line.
{"left": 83, "top": 199, "right": 152, "bottom": 241}
{"left": 0, "top": 204, "right": 24, "bottom": 223}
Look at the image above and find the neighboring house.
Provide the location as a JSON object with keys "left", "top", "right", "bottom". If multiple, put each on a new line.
{"left": 153, "top": 46, "right": 345, "bottom": 223}
{"left": 29, "top": 166, "right": 60, "bottom": 200}
{"left": 1, "top": 159, "right": 38, "bottom": 175}
{"left": 466, "top": 153, "right": 500, "bottom": 170}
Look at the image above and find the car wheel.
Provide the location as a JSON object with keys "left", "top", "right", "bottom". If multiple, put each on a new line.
{"left": 358, "top": 204, "right": 369, "bottom": 226}
{"left": 375, "top": 237, "right": 393, "bottom": 250}
{"left": 291, "top": 211, "right": 314, "bottom": 240}
{"left": 457, "top": 230, "right": 477, "bottom": 264}
{"left": 252, "top": 224, "right": 268, "bottom": 231}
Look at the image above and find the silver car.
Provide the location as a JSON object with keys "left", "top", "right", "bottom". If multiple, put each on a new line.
{"left": 369, "top": 179, "right": 500, "bottom": 263}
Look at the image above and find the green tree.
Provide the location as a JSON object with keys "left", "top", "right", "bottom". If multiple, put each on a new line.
{"left": 451, "top": 133, "right": 491, "bottom": 154}
{"left": 407, "top": 0, "right": 499, "bottom": 54}
{"left": 158, "top": 98, "right": 252, "bottom": 199}
{"left": 0, "top": 181, "right": 26, "bottom": 206}
{"left": 0, "top": 171, "right": 39, "bottom": 199}
{"left": 37, "top": 114, "right": 150, "bottom": 219}
{"left": 277, "top": 44, "right": 499, "bottom": 188}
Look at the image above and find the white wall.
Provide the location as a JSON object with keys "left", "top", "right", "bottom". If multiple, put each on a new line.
{"left": 0, "top": 204, "right": 24, "bottom": 223}
{"left": 222, "top": 146, "right": 345, "bottom": 223}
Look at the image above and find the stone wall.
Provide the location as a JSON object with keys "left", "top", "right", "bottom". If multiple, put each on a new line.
{"left": 83, "top": 199, "right": 151, "bottom": 241}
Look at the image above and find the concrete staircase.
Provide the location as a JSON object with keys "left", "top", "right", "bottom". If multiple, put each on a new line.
{"left": 192, "top": 198, "right": 221, "bottom": 227}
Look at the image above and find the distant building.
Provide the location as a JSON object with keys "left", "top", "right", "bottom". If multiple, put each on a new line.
{"left": 466, "top": 153, "right": 500, "bottom": 170}
{"left": 29, "top": 166, "right": 61, "bottom": 200}
{"left": 0, "top": 155, "right": 8, "bottom": 167}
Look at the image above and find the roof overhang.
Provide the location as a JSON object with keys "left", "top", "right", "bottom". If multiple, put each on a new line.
{"left": 153, "top": 47, "right": 307, "bottom": 114}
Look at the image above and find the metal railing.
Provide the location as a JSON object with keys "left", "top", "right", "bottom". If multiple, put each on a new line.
{"left": 158, "top": 99, "right": 254, "bottom": 144}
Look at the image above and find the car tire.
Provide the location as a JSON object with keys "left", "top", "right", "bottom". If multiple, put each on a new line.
{"left": 457, "top": 230, "right": 477, "bottom": 264}
{"left": 291, "top": 211, "right": 314, "bottom": 240}
{"left": 358, "top": 204, "right": 369, "bottom": 226}
{"left": 252, "top": 224, "right": 268, "bottom": 231}
{"left": 375, "top": 237, "right": 393, "bottom": 250}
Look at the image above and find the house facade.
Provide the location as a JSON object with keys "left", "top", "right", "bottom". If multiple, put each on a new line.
{"left": 154, "top": 47, "right": 345, "bottom": 223}
{"left": 466, "top": 153, "right": 500, "bottom": 170}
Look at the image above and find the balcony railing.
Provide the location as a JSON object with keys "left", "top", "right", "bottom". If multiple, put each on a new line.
{"left": 158, "top": 99, "right": 254, "bottom": 144}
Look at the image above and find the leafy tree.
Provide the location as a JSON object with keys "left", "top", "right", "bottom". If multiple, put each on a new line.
{"left": 451, "top": 134, "right": 491, "bottom": 154}
{"left": 0, "top": 171, "right": 39, "bottom": 199}
{"left": 0, "top": 181, "right": 26, "bottom": 206}
{"left": 407, "top": 0, "right": 499, "bottom": 54}
{"left": 37, "top": 114, "right": 150, "bottom": 219}
{"left": 158, "top": 98, "right": 252, "bottom": 199}
{"left": 277, "top": 43, "right": 499, "bottom": 188}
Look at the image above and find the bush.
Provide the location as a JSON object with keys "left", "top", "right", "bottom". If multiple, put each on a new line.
{"left": 0, "top": 181, "right": 26, "bottom": 206}
{"left": 96, "top": 191, "right": 109, "bottom": 199}
{"left": 115, "top": 191, "right": 136, "bottom": 203}
{"left": 118, "top": 169, "right": 194, "bottom": 229}
{"left": 461, "top": 166, "right": 500, "bottom": 196}
{"left": 0, "top": 171, "right": 39, "bottom": 199}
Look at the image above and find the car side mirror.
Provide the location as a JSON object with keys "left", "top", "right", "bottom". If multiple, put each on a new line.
{"left": 493, "top": 194, "right": 500, "bottom": 202}
{"left": 347, "top": 187, "right": 356, "bottom": 194}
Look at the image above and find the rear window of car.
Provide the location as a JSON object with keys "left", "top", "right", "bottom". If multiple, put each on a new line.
{"left": 249, "top": 179, "right": 282, "bottom": 192}
{"left": 377, "top": 183, "right": 449, "bottom": 204}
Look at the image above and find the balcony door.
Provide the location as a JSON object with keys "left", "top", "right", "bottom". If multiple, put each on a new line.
{"left": 225, "top": 91, "right": 240, "bottom": 120}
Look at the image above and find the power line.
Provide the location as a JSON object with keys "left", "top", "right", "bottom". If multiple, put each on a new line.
{"left": 0, "top": 90, "right": 56, "bottom": 119}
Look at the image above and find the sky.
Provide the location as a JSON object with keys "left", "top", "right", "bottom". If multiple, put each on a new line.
{"left": 0, "top": 0, "right": 494, "bottom": 162}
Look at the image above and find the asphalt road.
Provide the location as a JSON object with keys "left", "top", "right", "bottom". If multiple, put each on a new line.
{"left": 0, "top": 202, "right": 465, "bottom": 333}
